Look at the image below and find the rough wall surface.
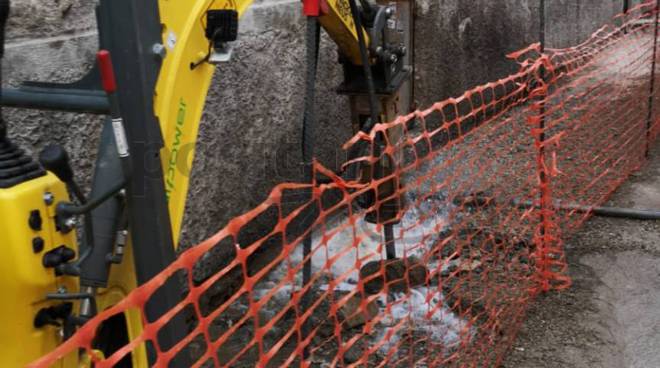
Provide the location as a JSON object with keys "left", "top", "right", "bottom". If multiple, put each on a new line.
{"left": 2, "top": 0, "right": 630, "bottom": 249}
{"left": 179, "top": 3, "right": 353, "bottom": 246}
{"left": 3, "top": 0, "right": 100, "bottom": 191}
{"left": 413, "top": 0, "right": 632, "bottom": 107}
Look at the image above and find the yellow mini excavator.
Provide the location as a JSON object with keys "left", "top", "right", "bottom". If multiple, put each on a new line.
{"left": 0, "top": 0, "right": 413, "bottom": 366}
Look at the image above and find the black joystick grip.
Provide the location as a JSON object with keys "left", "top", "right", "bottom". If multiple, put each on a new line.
{"left": 39, "top": 144, "right": 74, "bottom": 183}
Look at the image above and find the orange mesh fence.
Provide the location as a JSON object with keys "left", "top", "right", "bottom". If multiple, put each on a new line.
{"left": 31, "top": 2, "right": 660, "bottom": 367}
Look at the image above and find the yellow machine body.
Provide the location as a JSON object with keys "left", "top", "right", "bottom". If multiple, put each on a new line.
{"left": 0, "top": 173, "right": 146, "bottom": 367}
{"left": 0, "top": 174, "right": 78, "bottom": 367}
{"left": 319, "top": 0, "right": 368, "bottom": 65}
{"left": 94, "top": 250, "right": 148, "bottom": 367}
{"left": 156, "top": 0, "right": 255, "bottom": 246}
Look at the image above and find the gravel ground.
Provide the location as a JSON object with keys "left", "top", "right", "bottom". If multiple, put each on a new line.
{"left": 503, "top": 145, "right": 660, "bottom": 368}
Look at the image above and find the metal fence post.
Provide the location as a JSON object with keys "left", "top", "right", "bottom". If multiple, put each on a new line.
{"left": 535, "top": 0, "right": 553, "bottom": 292}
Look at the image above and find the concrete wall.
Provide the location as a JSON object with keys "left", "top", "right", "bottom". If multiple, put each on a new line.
{"left": 414, "top": 0, "right": 631, "bottom": 107}
{"left": 2, "top": 0, "right": 632, "bottom": 249}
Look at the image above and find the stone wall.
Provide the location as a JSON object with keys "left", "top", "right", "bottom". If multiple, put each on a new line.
{"left": 414, "top": 0, "right": 635, "bottom": 107}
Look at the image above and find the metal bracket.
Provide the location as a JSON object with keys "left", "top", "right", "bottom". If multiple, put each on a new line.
{"left": 209, "top": 43, "right": 234, "bottom": 64}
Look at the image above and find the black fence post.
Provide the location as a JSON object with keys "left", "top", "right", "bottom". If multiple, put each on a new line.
{"left": 540, "top": 0, "right": 545, "bottom": 53}
{"left": 647, "top": 0, "right": 660, "bottom": 158}
{"left": 535, "top": 0, "right": 552, "bottom": 292}
{"left": 301, "top": 15, "right": 320, "bottom": 361}
{"left": 539, "top": 0, "right": 546, "bottom": 218}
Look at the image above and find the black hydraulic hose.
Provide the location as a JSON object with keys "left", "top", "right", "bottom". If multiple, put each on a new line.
{"left": 347, "top": 1, "right": 398, "bottom": 260}
{"left": 358, "top": 0, "right": 376, "bottom": 24}
{"left": 347, "top": 0, "right": 380, "bottom": 190}
{"left": 56, "top": 178, "right": 127, "bottom": 216}
{"left": 53, "top": 177, "right": 127, "bottom": 276}
{"left": 301, "top": 18, "right": 320, "bottom": 171}
{"left": 348, "top": 0, "right": 380, "bottom": 129}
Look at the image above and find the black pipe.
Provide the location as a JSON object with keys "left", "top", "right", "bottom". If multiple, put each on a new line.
{"left": 569, "top": 204, "right": 660, "bottom": 220}
{"left": 516, "top": 199, "right": 660, "bottom": 221}
{"left": 464, "top": 195, "right": 660, "bottom": 221}
{"left": 348, "top": 1, "right": 399, "bottom": 263}
{"left": 513, "top": 200, "right": 660, "bottom": 221}
{"left": 56, "top": 178, "right": 126, "bottom": 217}
{"left": 348, "top": 0, "right": 380, "bottom": 128}
{"left": 1, "top": 87, "right": 110, "bottom": 114}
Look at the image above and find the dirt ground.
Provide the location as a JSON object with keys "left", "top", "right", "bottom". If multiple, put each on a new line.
{"left": 503, "top": 146, "right": 660, "bottom": 368}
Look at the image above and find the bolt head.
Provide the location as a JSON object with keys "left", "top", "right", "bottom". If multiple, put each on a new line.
{"left": 43, "top": 192, "right": 54, "bottom": 205}
{"left": 152, "top": 43, "right": 167, "bottom": 59}
{"left": 64, "top": 217, "right": 77, "bottom": 229}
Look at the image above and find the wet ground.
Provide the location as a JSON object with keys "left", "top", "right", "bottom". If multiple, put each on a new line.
{"left": 504, "top": 146, "right": 660, "bottom": 368}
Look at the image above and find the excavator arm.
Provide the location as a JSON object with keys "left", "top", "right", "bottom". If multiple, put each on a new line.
{"left": 159, "top": 0, "right": 410, "bottom": 245}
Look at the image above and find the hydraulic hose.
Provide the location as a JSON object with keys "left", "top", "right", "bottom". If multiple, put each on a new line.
{"left": 348, "top": 0, "right": 379, "bottom": 130}
{"left": 347, "top": 0, "right": 397, "bottom": 259}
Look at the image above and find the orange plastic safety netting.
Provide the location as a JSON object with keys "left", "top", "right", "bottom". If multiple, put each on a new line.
{"left": 31, "top": 2, "right": 660, "bottom": 367}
